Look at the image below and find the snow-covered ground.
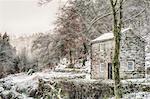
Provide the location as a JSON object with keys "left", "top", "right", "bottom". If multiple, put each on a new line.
{"left": 0, "top": 70, "right": 90, "bottom": 99}
{"left": 110, "top": 92, "right": 150, "bottom": 99}
{"left": 123, "top": 92, "right": 150, "bottom": 99}
{"left": 0, "top": 70, "right": 89, "bottom": 88}
{"left": 0, "top": 69, "right": 150, "bottom": 98}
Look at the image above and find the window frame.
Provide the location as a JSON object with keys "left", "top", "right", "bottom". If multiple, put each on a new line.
{"left": 127, "top": 61, "right": 135, "bottom": 71}
{"left": 100, "top": 43, "right": 105, "bottom": 52}
{"left": 100, "top": 63, "right": 105, "bottom": 72}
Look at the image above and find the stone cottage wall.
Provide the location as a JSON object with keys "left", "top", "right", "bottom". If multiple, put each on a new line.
{"left": 91, "top": 40, "right": 114, "bottom": 79}
{"left": 119, "top": 30, "right": 145, "bottom": 79}
{"left": 91, "top": 29, "right": 145, "bottom": 79}
{"left": 91, "top": 43, "right": 101, "bottom": 79}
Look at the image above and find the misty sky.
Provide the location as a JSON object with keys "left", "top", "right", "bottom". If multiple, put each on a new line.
{"left": 0, "top": 0, "right": 64, "bottom": 37}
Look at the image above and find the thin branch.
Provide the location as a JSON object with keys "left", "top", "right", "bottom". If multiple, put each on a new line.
{"left": 86, "top": 0, "right": 128, "bottom": 33}
{"left": 113, "top": 0, "right": 118, "bottom": 7}
{"left": 86, "top": 12, "right": 112, "bottom": 32}
{"left": 61, "top": 0, "right": 71, "bottom": 10}
{"left": 123, "top": 8, "right": 146, "bottom": 22}
{"left": 38, "top": 0, "right": 53, "bottom": 6}
{"left": 110, "top": 0, "right": 114, "bottom": 7}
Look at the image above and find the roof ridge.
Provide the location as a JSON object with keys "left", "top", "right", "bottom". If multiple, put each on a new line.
{"left": 91, "top": 28, "right": 132, "bottom": 43}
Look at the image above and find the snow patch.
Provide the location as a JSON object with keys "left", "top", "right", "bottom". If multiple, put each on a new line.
{"left": 91, "top": 28, "right": 132, "bottom": 42}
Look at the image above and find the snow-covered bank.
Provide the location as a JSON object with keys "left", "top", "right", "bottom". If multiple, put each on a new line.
{"left": 0, "top": 70, "right": 89, "bottom": 98}
{"left": 110, "top": 92, "right": 150, "bottom": 99}
{"left": 1, "top": 70, "right": 150, "bottom": 99}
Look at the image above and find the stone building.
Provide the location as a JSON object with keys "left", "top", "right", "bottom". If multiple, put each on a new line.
{"left": 91, "top": 28, "right": 146, "bottom": 79}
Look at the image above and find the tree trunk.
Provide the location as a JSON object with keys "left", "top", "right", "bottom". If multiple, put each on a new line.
{"left": 82, "top": 42, "right": 87, "bottom": 66}
{"left": 109, "top": 0, "right": 123, "bottom": 98}
{"left": 113, "top": 28, "right": 122, "bottom": 99}
{"left": 69, "top": 49, "right": 73, "bottom": 68}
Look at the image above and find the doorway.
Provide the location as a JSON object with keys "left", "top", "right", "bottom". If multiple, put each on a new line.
{"left": 108, "top": 63, "right": 112, "bottom": 79}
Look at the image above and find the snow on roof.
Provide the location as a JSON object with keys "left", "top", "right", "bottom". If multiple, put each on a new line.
{"left": 91, "top": 28, "right": 131, "bottom": 43}
{"left": 92, "top": 32, "right": 114, "bottom": 42}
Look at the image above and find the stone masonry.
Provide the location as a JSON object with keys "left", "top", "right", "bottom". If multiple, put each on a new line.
{"left": 91, "top": 28, "right": 145, "bottom": 79}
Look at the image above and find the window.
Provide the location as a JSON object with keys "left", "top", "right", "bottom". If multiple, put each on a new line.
{"left": 127, "top": 61, "right": 134, "bottom": 71}
{"left": 100, "top": 43, "right": 105, "bottom": 52}
{"left": 100, "top": 63, "right": 105, "bottom": 72}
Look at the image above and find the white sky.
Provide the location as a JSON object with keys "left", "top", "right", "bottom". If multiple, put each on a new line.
{"left": 0, "top": 0, "right": 64, "bottom": 37}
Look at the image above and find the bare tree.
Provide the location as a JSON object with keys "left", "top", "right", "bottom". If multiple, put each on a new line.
{"left": 109, "top": 0, "right": 123, "bottom": 98}
{"left": 54, "top": 3, "right": 87, "bottom": 68}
